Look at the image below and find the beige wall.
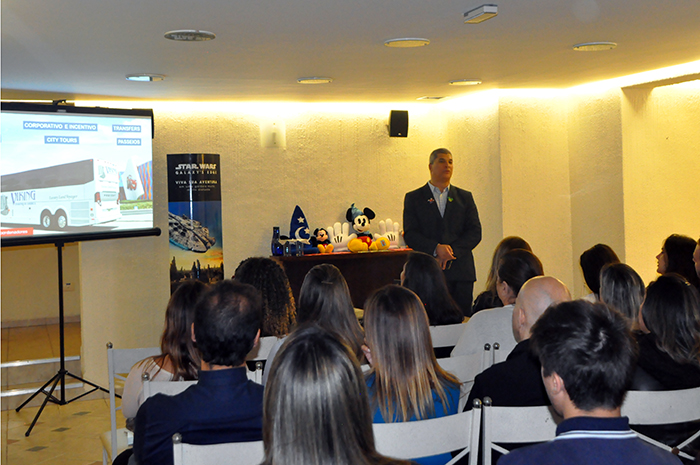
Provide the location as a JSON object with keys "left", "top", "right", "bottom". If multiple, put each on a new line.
{"left": 1, "top": 242, "right": 81, "bottom": 326}
{"left": 621, "top": 84, "right": 700, "bottom": 285}
{"left": 566, "top": 89, "right": 625, "bottom": 297}
{"left": 498, "top": 93, "right": 575, "bottom": 289}
{"left": 80, "top": 237, "right": 168, "bottom": 385}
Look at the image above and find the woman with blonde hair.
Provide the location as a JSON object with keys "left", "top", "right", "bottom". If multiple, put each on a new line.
{"left": 362, "top": 285, "right": 461, "bottom": 465}
{"left": 262, "top": 325, "right": 411, "bottom": 465}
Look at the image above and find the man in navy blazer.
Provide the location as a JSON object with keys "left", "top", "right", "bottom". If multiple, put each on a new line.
{"left": 403, "top": 148, "right": 481, "bottom": 316}
{"left": 133, "top": 281, "right": 264, "bottom": 465}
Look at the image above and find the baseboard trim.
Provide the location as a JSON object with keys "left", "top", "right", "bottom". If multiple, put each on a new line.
{"left": 1, "top": 315, "right": 81, "bottom": 329}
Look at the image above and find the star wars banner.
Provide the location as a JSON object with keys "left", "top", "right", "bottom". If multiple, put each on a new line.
{"left": 167, "top": 153, "right": 224, "bottom": 293}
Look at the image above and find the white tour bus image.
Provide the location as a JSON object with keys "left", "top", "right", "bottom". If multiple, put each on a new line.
{"left": 1, "top": 159, "right": 122, "bottom": 230}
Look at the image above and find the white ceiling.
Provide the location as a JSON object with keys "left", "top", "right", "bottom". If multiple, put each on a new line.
{"left": 2, "top": 0, "right": 700, "bottom": 103}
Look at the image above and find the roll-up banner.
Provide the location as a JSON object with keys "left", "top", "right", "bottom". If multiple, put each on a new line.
{"left": 167, "top": 153, "right": 224, "bottom": 293}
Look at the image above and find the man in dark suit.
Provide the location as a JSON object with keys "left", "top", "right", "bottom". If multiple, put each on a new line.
{"left": 403, "top": 148, "right": 482, "bottom": 315}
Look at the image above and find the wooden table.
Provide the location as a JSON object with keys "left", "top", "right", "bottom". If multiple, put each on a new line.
{"left": 274, "top": 248, "right": 412, "bottom": 309}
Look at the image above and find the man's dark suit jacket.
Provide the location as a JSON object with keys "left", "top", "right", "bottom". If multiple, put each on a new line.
{"left": 403, "top": 183, "right": 481, "bottom": 283}
{"left": 465, "top": 339, "right": 550, "bottom": 410}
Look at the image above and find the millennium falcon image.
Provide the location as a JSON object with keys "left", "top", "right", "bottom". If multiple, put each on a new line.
{"left": 168, "top": 212, "right": 216, "bottom": 253}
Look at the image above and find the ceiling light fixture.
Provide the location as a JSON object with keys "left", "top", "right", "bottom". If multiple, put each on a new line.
{"left": 164, "top": 30, "right": 216, "bottom": 41}
{"left": 384, "top": 38, "right": 430, "bottom": 48}
{"left": 297, "top": 77, "right": 333, "bottom": 84}
{"left": 449, "top": 79, "right": 482, "bottom": 86}
{"left": 126, "top": 74, "right": 165, "bottom": 82}
{"left": 572, "top": 42, "right": 617, "bottom": 51}
{"left": 417, "top": 96, "right": 446, "bottom": 100}
{"left": 464, "top": 4, "right": 498, "bottom": 24}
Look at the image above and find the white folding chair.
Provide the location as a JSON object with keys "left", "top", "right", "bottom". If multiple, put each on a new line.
{"left": 247, "top": 362, "right": 264, "bottom": 384}
{"left": 481, "top": 397, "right": 562, "bottom": 465}
{"left": 142, "top": 375, "right": 197, "bottom": 399}
{"left": 481, "top": 343, "right": 501, "bottom": 371}
{"left": 622, "top": 386, "right": 700, "bottom": 461}
{"left": 245, "top": 335, "right": 279, "bottom": 362}
{"left": 430, "top": 323, "right": 468, "bottom": 348}
{"left": 373, "top": 404, "right": 482, "bottom": 465}
{"left": 246, "top": 336, "right": 278, "bottom": 384}
{"left": 101, "top": 343, "right": 161, "bottom": 465}
{"left": 438, "top": 354, "right": 485, "bottom": 410}
{"left": 172, "top": 434, "right": 264, "bottom": 465}
{"left": 450, "top": 306, "right": 516, "bottom": 365}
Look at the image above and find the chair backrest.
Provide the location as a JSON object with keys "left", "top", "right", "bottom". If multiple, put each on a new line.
{"left": 247, "top": 361, "right": 264, "bottom": 384}
{"left": 481, "top": 397, "right": 561, "bottom": 465}
{"left": 106, "top": 343, "right": 161, "bottom": 461}
{"left": 430, "top": 323, "right": 468, "bottom": 348}
{"left": 621, "top": 387, "right": 700, "bottom": 461}
{"left": 437, "top": 355, "right": 484, "bottom": 410}
{"left": 143, "top": 376, "right": 197, "bottom": 399}
{"left": 450, "top": 306, "right": 516, "bottom": 365}
{"left": 245, "top": 336, "right": 279, "bottom": 361}
{"left": 172, "top": 434, "right": 264, "bottom": 465}
{"left": 481, "top": 343, "right": 500, "bottom": 372}
{"left": 373, "top": 405, "right": 482, "bottom": 465}
{"left": 142, "top": 363, "right": 264, "bottom": 399}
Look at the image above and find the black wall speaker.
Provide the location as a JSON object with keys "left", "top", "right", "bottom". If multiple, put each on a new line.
{"left": 389, "top": 110, "right": 409, "bottom": 137}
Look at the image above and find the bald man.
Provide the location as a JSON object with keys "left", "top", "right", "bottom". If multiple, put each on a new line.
{"left": 465, "top": 276, "right": 571, "bottom": 410}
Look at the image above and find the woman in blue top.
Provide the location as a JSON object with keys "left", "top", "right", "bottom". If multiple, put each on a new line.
{"left": 362, "top": 285, "right": 461, "bottom": 465}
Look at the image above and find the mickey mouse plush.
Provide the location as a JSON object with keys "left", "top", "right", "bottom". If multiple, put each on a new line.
{"left": 311, "top": 228, "right": 334, "bottom": 253}
{"left": 346, "top": 204, "right": 390, "bottom": 253}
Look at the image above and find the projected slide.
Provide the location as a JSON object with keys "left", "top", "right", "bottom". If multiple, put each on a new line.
{"left": 1, "top": 105, "right": 154, "bottom": 243}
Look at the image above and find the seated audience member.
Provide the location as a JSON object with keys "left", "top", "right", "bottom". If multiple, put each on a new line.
{"left": 465, "top": 276, "right": 570, "bottom": 410}
{"left": 262, "top": 263, "right": 364, "bottom": 384}
{"left": 499, "top": 300, "right": 682, "bottom": 465}
{"left": 632, "top": 274, "right": 700, "bottom": 390}
{"left": 473, "top": 236, "right": 532, "bottom": 314}
{"left": 132, "top": 280, "right": 265, "bottom": 465}
{"left": 656, "top": 234, "right": 700, "bottom": 288}
{"left": 452, "top": 249, "right": 543, "bottom": 359}
{"left": 579, "top": 243, "right": 620, "bottom": 302}
{"left": 599, "top": 263, "right": 645, "bottom": 330}
{"left": 401, "top": 251, "right": 464, "bottom": 326}
{"left": 261, "top": 325, "right": 412, "bottom": 465}
{"left": 233, "top": 257, "right": 296, "bottom": 337}
{"left": 122, "top": 280, "right": 207, "bottom": 424}
{"left": 362, "top": 285, "right": 461, "bottom": 465}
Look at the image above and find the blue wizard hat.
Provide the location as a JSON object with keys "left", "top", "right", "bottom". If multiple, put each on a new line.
{"left": 289, "top": 205, "right": 311, "bottom": 242}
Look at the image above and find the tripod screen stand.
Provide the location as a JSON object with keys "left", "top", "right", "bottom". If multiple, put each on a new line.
{"left": 15, "top": 241, "right": 107, "bottom": 436}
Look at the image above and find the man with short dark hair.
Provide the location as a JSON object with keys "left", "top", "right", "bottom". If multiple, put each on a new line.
{"left": 133, "top": 280, "right": 264, "bottom": 465}
{"left": 499, "top": 300, "right": 682, "bottom": 465}
{"left": 403, "top": 148, "right": 481, "bottom": 316}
